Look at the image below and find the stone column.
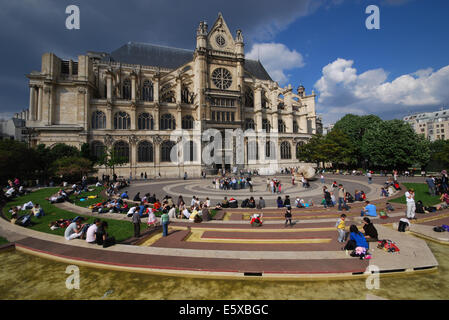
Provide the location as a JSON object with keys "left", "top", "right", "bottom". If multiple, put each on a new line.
{"left": 130, "top": 104, "right": 137, "bottom": 130}
{"left": 176, "top": 104, "right": 182, "bottom": 130}
{"left": 153, "top": 106, "right": 160, "bottom": 131}
{"left": 153, "top": 77, "right": 160, "bottom": 103}
{"left": 29, "top": 86, "right": 36, "bottom": 121}
{"left": 106, "top": 103, "right": 112, "bottom": 130}
{"left": 47, "top": 85, "right": 54, "bottom": 126}
{"left": 272, "top": 112, "right": 279, "bottom": 133}
{"left": 299, "top": 115, "right": 308, "bottom": 134}
{"left": 106, "top": 74, "right": 112, "bottom": 100}
{"left": 131, "top": 75, "right": 137, "bottom": 101}
{"left": 254, "top": 87, "right": 262, "bottom": 132}
{"left": 37, "top": 86, "right": 43, "bottom": 121}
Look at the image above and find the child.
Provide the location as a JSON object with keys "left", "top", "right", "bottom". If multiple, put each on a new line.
{"left": 336, "top": 214, "right": 347, "bottom": 243}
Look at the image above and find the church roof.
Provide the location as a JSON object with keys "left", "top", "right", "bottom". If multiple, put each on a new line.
{"left": 104, "top": 42, "right": 272, "bottom": 81}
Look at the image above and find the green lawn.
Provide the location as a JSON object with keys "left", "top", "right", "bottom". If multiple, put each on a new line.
{"left": 0, "top": 237, "right": 8, "bottom": 245}
{"left": 390, "top": 183, "right": 443, "bottom": 206}
{"left": 69, "top": 186, "right": 107, "bottom": 208}
{"left": 2, "top": 188, "right": 147, "bottom": 242}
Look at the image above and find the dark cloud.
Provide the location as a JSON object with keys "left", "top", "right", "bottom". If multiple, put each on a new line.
{"left": 0, "top": 0, "right": 332, "bottom": 117}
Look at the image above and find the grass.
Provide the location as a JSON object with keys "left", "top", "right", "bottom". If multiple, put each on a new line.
{"left": 0, "top": 237, "right": 8, "bottom": 245}
{"left": 2, "top": 188, "right": 148, "bottom": 242}
{"left": 390, "top": 183, "right": 443, "bottom": 207}
{"left": 69, "top": 186, "right": 107, "bottom": 208}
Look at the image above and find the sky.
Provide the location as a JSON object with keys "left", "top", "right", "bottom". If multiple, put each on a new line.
{"left": 0, "top": 0, "right": 448, "bottom": 125}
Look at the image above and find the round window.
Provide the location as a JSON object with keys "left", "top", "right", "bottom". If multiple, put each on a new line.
{"left": 212, "top": 68, "right": 232, "bottom": 90}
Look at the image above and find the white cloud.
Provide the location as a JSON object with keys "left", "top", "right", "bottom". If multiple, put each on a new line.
{"left": 314, "top": 58, "right": 449, "bottom": 124}
{"left": 247, "top": 43, "right": 305, "bottom": 84}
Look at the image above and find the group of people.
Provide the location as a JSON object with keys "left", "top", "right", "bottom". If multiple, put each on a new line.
{"left": 63, "top": 216, "right": 115, "bottom": 248}
{"left": 212, "top": 176, "right": 253, "bottom": 191}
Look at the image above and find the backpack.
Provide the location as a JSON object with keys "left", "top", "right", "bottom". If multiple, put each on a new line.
{"left": 433, "top": 226, "right": 446, "bottom": 232}
{"left": 378, "top": 239, "right": 400, "bottom": 253}
{"left": 379, "top": 211, "right": 388, "bottom": 219}
{"left": 398, "top": 221, "right": 408, "bottom": 232}
{"left": 442, "top": 225, "right": 449, "bottom": 232}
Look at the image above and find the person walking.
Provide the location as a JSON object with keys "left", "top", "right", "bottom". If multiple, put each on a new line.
{"left": 367, "top": 171, "right": 372, "bottom": 184}
{"left": 132, "top": 209, "right": 141, "bottom": 238}
{"left": 426, "top": 176, "right": 436, "bottom": 196}
{"left": 284, "top": 208, "right": 293, "bottom": 227}
{"left": 405, "top": 188, "right": 416, "bottom": 219}
{"left": 338, "top": 184, "right": 349, "bottom": 211}
{"left": 161, "top": 210, "right": 170, "bottom": 236}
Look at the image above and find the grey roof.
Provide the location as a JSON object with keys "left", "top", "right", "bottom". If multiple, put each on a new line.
{"left": 104, "top": 42, "right": 272, "bottom": 81}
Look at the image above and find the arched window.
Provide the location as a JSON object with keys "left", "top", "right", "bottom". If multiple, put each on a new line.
{"left": 296, "top": 141, "right": 305, "bottom": 159}
{"left": 122, "top": 78, "right": 131, "bottom": 100}
{"left": 142, "top": 80, "right": 154, "bottom": 102}
{"left": 137, "top": 141, "right": 154, "bottom": 162}
{"left": 182, "top": 115, "right": 194, "bottom": 130}
{"left": 280, "top": 141, "right": 291, "bottom": 160}
{"left": 114, "top": 112, "right": 130, "bottom": 130}
{"left": 161, "top": 84, "right": 175, "bottom": 103}
{"left": 138, "top": 113, "right": 154, "bottom": 130}
{"left": 262, "top": 119, "right": 271, "bottom": 133}
{"left": 91, "top": 141, "right": 105, "bottom": 161}
{"left": 91, "top": 111, "right": 106, "bottom": 129}
{"left": 265, "top": 140, "right": 276, "bottom": 159}
{"left": 113, "top": 141, "right": 129, "bottom": 163}
{"left": 161, "top": 140, "right": 176, "bottom": 162}
{"left": 247, "top": 140, "right": 258, "bottom": 161}
{"left": 244, "top": 119, "right": 255, "bottom": 130}
{"left": 293, "top": 121, "right": 299, "bottom": 133}
{"left": 278, "top": 120, "right": 286, "bottom": 133}
{"left": 244, "top": 88, "right": 254, "bottom": 108}
{"left": 160, "top": 114, "right": 176, "bottom": 130}
{"left": 183, "top": 141, "right": 197, "bottom": 162}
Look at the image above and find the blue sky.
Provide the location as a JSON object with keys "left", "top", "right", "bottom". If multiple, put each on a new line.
{"left": 0, "top": 0, "right": 448, "bottom": 125}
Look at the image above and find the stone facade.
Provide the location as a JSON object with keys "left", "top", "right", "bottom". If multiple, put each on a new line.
{"left": 25, "top": 13, "right": 317, "bottom": 178}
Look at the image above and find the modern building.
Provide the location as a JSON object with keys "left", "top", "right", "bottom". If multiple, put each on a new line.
{"left": 403, "top": 108, "right": 449, "bottom": 141}
{"left": 24, "top": 13, "right": 317, "bottom": 178}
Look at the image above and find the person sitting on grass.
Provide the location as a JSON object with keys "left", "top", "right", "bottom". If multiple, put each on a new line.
{"left": 31, "top": 203, "right": 45, "bottom": 218}
{"left": 133, "top": 192, "right": 141, "bottom": 202}
{"left": 361, "top": 201, "right": 377, "bottom": 217}
{"left": 120, "top": 191, "right": 129, "bottom": 199}
{"left": 86, "top": 218, "right": 101, "bottom": 244}
{"left": 385, "top": 202, "right": 395, "bottom": 212}
{"left": 362, "top": 217, "right": 378, "bottom": 242}
{"left": 152, "top": 199, "right": 161, "bottom": 211}
{"left": 380, "top": 187, "right": 389, "bottom": 197}
{"left": 64, "top": 219, "right": 85, "bottom": 241}
{"left": 95, "top": 221, "right": 116, "bottom": 248}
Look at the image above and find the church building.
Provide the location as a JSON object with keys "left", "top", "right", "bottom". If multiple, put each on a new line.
{"left": 26, "top": 13, "right": 317, "bottom": 178}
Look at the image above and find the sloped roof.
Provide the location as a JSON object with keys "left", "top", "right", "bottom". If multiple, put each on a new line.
{"left": 104, "top": 42, "right": 272, "bottom": 81}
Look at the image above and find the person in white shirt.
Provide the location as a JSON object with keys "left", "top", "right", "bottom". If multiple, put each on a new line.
{"left": 86, "top": 219, "right": 101, "bottom": 243}
{"left": 405, "top": 188, "right": 416, "bottom": 219}
{"left": 168, "top": 206, "right": 177, "bottom": 219}
{"left": 127, "top": 206, "right": 138, "bottom": 217}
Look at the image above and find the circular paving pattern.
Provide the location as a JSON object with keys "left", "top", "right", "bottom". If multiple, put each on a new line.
{"left": 125, "top": 174, "right": 385, "bottom": 207}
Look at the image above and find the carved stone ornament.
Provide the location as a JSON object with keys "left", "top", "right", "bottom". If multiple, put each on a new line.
{"left": 128, "top": 134, "right": 138, "bottom": 145}
{"left": 152, "top": 135, "right": 162, "bottom": 145}
{"left": 104, "top": 134, "right": 114, "bottom": 146}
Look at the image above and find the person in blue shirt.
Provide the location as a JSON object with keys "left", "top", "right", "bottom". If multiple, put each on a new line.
{"left": 349, "top": 224, "right": 369, "bottom": 249}
{"left": 120, "top": 191, "right": 129, "bottom": 199}
{"left": 361, "top": 201, "right": 377, "bottom": 217}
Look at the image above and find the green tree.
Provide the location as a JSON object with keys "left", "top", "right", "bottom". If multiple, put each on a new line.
{"left": 0, "top": 140, "right": 39, "bottom": 186}
{"left": 98, "top": 148, "right": 128, "bottom": 176}
{"left": 52, "top": 156, "right": 97, "bottom": 182}
{"left": 324, "top": 128, "right": 357, "bottom": 168}
{"left": 361, "top": 120, "right": 430, "bottom": 169}
{"left": 333, "top": 114, "right": 382, "bottom": 167}
{"left": 428, "top": 139, "right": 449, "bottom": 170}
